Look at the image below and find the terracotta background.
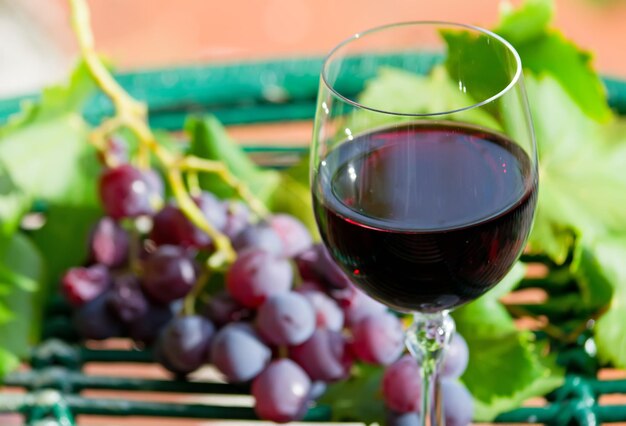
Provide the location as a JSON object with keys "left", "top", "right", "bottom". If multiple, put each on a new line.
{"left": 1, "top": 0, "right": 626, "bottom": 97}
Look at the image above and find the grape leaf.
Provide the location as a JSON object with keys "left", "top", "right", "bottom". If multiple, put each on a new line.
{"left": 453, "top": 264, "right": 564, "bottom": 421}
{"left": 524, "top": 75, "right": 626, "bottom": 263}
{"left": 185, "top": 115, "right": 318, "bottom": 234}
{"left": 495, "top": 0, "right": 611, "bottom": 122}
{"left": 496, "top": 0, "right": 554, "bottom": 45}
{"left": 185, "top": 115, "right": 280, "bottom": 201}
{"left": 319, "top": 363, "right": 385, "bottom": 425}
{"left": 0, "top": 60, "right": 96, "bottom": 134}
{"left": 0, "top": 162, "right": 28, "bottom": 254}
{"left": 0, "top": 348, "right": 19, "bottom": 381}
{"left": 571, "top": 236, "right": 626, "bottom": 368}
{"left": 0, "top": 233, "right": 44, "bottom": 359}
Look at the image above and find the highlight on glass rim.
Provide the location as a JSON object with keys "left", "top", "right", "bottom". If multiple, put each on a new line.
{"left": 0, "top": 0, "right": 625, "bottom": 425}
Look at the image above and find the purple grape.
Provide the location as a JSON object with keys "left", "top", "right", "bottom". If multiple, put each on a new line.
{"left": 386, "top": 410, "right": 420, "bottom": 426}
{"left": 222, "top": 201, "right": 250, "bottom": 239}
{"left": 296, "top": 288, "right": 344, "bottom": 331}
{"left": 226, "top": 249, "right": 292, "bottom": 308}
{"left": 441, "top": 379, "right": 473, "bottom": 426}
{"left": 289, "top": 329, "right": 353, "bottom": 382}
{"left": 73, "top": 292, "right": 123, "bottom": 340}
{"left": 334, "top": 283, "right": 387, "bottom": 326}
{"left": 232, "top": 223, "right": 283, "bottom": 256}
{"left": 351, "top": 312, "right": 404, "bottom": 366}
{"left": 382, "top": 355, "right": 421, "bottom": 413}
{"left": 128, "top": 302, "right": 173, "bottom": 345}
{"left": 195, "top": 191, "right": 227, "bottom": 232}
{"left": 309, "top": 381, "right": 327, "bottom": 400}
{"left": 150, "top": 192, "right": 227, "bottom": 249}
{"left": 269, "top": 214, "right": 313, "bottom": 257}
{"left": 256, "top": 292, "right": 316, "bottom": 346}
{"left": 98, "top": 164, "right": 159, "bottom": 220}
{"left": 441, "top": 333, "right": 469, "bottom": 379}
{"left": 252, "top": 359, "right": 311, "bottom": 423}
{"left": 97, "top": 136, "right": 128, "bottom": 165}
{"left": 141, "top": 245, "right": 197, "bottom": 304}
{"left": 61, "top": 265, "right": 111, "bottom": 307}
{"left": 156, "top": 315, "right": 215, "bottom": 375}
{"left": 295, "top": 244, "right": 351, "bottom": 289}
{"left": 88, "top": 217, "right": 129, "bottom": 268}
{"left": 203, "top": 291, "right": 251, "bottom": 327}
{"left": 144, "top": 169, "right": 165, "bottom": 201}
{"left": 108, "top": 274, "right": 148, "bottom": 323}
{"left": 210, "top": 322, "right": 272, "bottom": 383}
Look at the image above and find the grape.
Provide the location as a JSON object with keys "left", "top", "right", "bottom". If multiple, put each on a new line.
{"left": 210, "top": 322, "right": 271, "bottom": 383}
{"left": 203, "top": 291, "right": 251, "bottom": 327}
{"left": 351, "top": 312, "right": 404, "bottom": 365}
{"left": 333, "top": 283, "right": 387, "bottom": 326}
{"left": 441, "top": 333, "right": 469, "bottom": 379}
{"left": 98, "top": 164, "right": 159, "bottom": 220}
{"left": 108, "top": 274, "right": 148, "bottom": 323}
{"left": 222, "top": 201, "right": 250, "bottom": 239}
{"left": 151, "top": 194, "right": 227, "bottom": 249}
{"left": 441, "top": 379, "right": 473, "bottom": 426}
{"left": 62, "top": 265, "right": 111, "bottom": 306}
{"left": 269, "top": 214, "right": 313, "bottom": 257}
{"left": 144, "top": 169, "right": 165, "bottom": 202}
{"left": 226, "top": 249, "right": 292, "bottom": 308}
{"left": 88, "top": 217, "right": 129, "bottom": 267}
{"left": 150, "top": 204, "right": 205, "bottom": 248}
{"left": 141, "top": 245, "right": 197, "bottom": 304}
{"left": 73, "top": 292, "right": 122, "bottom": 340}
{"left": 296, "top": 288, "right": 344, "bottom": 331}
{"left": 232, "top": 223, "right": 283, "bottom": 256}
{"left": 252, "top": 359, "right": 311, "bottom": 423}
{"left": 386, "top": 410, "right": 420, "bottom": 426}
{"left": 382, "top": 355, "right": 421, "bottom": 413}
{"left": 156, "top": 315, "right": 215, "bottom": 375}
{"left": 128, "top": 302, "right": 173, "bottom": 345}
{"left": 256, "top": 292, "right": 316, "bottom": 346}
{"left": 290, "top": 329, "right": 353, "bottom": 382}
{"left": 195, "top": 191, "right": 227, "bottom": 232}
{"left": 97, "top": 136, "right": 128, "bottom": 165}
{"left": 294, "top": 247, "right": 320, "bottom": 281}
{"left": 295, "top": 244, "right": 351, "bottom": 289}
{"left": 309, "top": 381, "right": 327, "bottom": 400}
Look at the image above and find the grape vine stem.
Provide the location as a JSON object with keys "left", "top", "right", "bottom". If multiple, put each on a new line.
{"left": 69, "top": 0, "right": 269, "bottom": 268}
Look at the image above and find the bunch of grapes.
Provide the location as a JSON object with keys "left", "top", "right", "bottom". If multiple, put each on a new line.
{"left": 382, "top": 333, "right": 473, "bottom": 426}
{"left": 61, "top": 161, "right": 472, "bottom": 424}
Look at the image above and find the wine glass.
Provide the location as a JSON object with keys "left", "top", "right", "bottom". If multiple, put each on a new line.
{"left": 310, "top": 22, "right": 537, "bottom": 426}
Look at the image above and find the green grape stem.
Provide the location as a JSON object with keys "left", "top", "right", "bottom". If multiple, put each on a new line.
{"left": 68, "top": 0, "right": 269, "bottom": 268}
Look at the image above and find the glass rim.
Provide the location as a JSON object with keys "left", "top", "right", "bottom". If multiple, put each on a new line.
{"left": 321, "top": 21, "right": 523, "bottom": 117}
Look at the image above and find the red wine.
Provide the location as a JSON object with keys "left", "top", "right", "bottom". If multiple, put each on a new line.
{"left": 313, "top": 121, "right": 537, "bottom": 312}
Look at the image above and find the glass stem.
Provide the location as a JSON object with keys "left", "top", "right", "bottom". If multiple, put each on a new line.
{"left": 405, "top": 311, "right": 455, "bottom": 426}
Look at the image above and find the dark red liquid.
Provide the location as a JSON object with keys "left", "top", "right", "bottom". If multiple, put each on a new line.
{"left": 313, "top": 122, "right": 537, "bottom": 312}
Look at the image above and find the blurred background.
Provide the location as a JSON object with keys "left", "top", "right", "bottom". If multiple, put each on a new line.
{"left": 1, "top": 0, "right": 625, "bottom": 98}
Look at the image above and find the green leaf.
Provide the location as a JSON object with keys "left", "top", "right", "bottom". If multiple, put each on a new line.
{"left": 494, "top": 0, "right": 611, "bottom": 121}
{"left": 185, "top": 115, "right": 280, "bottom": 201}
{"left": 495, "top": 0, "right": 554, "bottom": 45}
{"left": 516, "top": 33, "right": 611, "bottom": 122}
{"left": 0, "top": 115, "right": 99, "bottom": 206}
{"left": 266, "top": 173, "right": 319, "bottom": 239}
{"left": 0, "top": 162, "right": 28, "bottom": 253}
{"left": 0, "top": 233, "right": 44, "bottom": 362}
{"left": 319, "top": 364, "right": 385, "bottom": 425}
{"left": 352, "top": 67, "right": 501, "bottom": 132}
{"left": 0, "top": 60, "right": 96, "bottom": 136}
{"left": 525, "top": 75, "right": 626, "bottom": 263}
{"left": 575, "top": 236, "right": 626, "bottom": 368}
{"left": 0, "top": 347, "right": 19, "bottom": 380}
{"left": 0, "top": 62, "right": 102, "bottom": 297}
{"left": 453, "top": 264, "right": 564, "bottom": 421}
